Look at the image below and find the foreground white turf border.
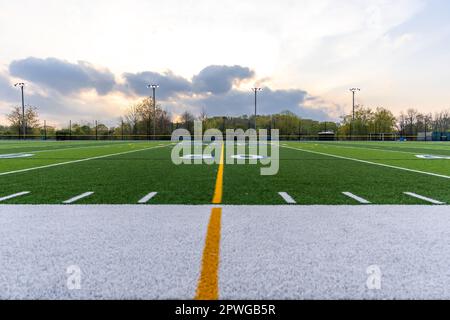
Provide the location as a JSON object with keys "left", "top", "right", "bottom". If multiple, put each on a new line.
{"left": 403, "top": 192, "right": 445, "bottom": 205}
{"left": 63, "top": 192, "right": 95, "bottom": 204}
{"left": 278, "top": 192, "right": 297, "bottom": 204}
{"left": 0, "top": 191, "right": 30, "bottom": 202}
{"left": 138, "top": 192, "right": 158, "bottom": 204}
{"left": 0, "top": 144, "right": 170, "bottom": 177}
{"left": 0, "top": 204, "right": 449, "bottom": 299}
{"left": 342, "top": 192, "right": 371, "bottom": 204}
{"left": 282, "top": 145, "right": 450, "bottom": 180}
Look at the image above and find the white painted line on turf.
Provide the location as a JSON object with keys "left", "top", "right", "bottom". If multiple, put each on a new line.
{"left": 63, "top": 192, "right": 94, "bottom": 204}
{"left": 312, "top": 142, "right": 435, "bottom": 157}
{"left": 282, "top": 145, "right": 450, "bottom": 180}
{"left": 403, "top": 192, "right": 445, "bottom": 205}
{"left": 0, "top": 144, "right": 170, "bottom": 177}
{"left": 279, "top": 192, "right": 297, "bottom": 204}
{"left": 342, "top": 192, "right": 371, "bottom": 204}
{"left": 138, "top": 192, "right": 158, "bottom": 204}
{"left": 9, "top": 142, "right": 134, "bottom": 156}
{"left": 0, "top": 191, "right": 30, "bottom": 202}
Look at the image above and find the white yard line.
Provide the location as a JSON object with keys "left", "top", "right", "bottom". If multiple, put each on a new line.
{"left": 16, "top": 142, "right": 133, "bottom": 155}
{"left": 342, "top": 192, "right": 371, "bottom": 204}
{"left": 63, "top": 192, "right": 94, "bottom": 204}
{"left": 313, "top": 142, "right": 450, "bottom": 157}
{"left": 0, "top": 144, "right": 169, "bottom": 177}
{"left": 299, "top": 141, "right": 450, "bottom": 153}
{"left": 0, "top": 191, "right": 30, "bottom": 202}
{"left": 278, "top": 192, "right": 297, "bottom": 204}
{"left": 0, "top": 141, "right": 156, "bottom": 156}
{"left": 138, "top": 192, "right": 158, "bottom": 204}
{"left": 282, "top": 145, "right": 450, "bottom": 180}
{"left": 403, "top": 192, "right": 445, "bottom": 205}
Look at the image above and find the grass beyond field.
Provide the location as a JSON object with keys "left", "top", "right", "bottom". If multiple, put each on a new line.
{"left": 0, "top": 140, "right": 449, "bottom": 205}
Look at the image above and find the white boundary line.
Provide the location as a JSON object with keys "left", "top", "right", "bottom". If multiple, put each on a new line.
{"left": 138, "top": 192, "right": 158, "bottom": 204}
{"left": 12, "top": 141, "right": 134, "bottom": 155}
{"left": 63, "top": 192, "right": 94, "bottom": 204}
{"left": 0, "top": 144, "right": 169, "bottom": 177}
{"left": 310, "top": 141, "right": 450, "bottom": 155}
{"left": 0, "top": 191, "right": 30, "bottom": 202}
{"left": 278, "top": 192, "right": 296, "bottom": 204}
{"left": 312, "top": 143, "right": 431, "bottom": 156}
{"left": 282, "top": 145, "right": 450, "bottom": 180}
{"left": 403, "top": 192, "right": 445, "bottom": 205}
{"left": 342, "top": 192, "right": 371, "bottom": 204}
{"left": 0, "top": 141, "right": 125, "bottom": 152}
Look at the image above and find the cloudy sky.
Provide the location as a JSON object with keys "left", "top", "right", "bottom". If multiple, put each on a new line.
{"left": 1, "top": 0, "right": 449, "bottom": 127}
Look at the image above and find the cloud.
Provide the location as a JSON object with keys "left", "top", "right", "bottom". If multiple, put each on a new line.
{"left": 120, "top": 65, "right": 329, "bottom": 119}
{"left": 122, "top": 65, "right": 255, "bottom": 99}
{"left": 182, "top": 87, "right": 331, "bottom": 120}
{"left": 122, "top": 71, "right": 192, "bottom": 99}
{"left": 1, "top": 58, "right": 339, "bottom": 126}
{"left": 0, "top": 73, "right": 17, "bottom": 102}
{"left": 192, "top": 65, "right": 254, "bottom": 94}
{"left": 9, "top": 57, "right": 116, "bottom": 95}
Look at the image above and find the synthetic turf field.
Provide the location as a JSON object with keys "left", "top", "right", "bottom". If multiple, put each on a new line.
{"left": 0, "top": 140, "right": 449, "bottom": 299}
{"left": 0, "top": 140, "right": 450, "bottom": 204}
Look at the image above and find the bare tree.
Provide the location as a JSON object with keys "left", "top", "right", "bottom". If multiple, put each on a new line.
{"left": 199, "top": 108, "right": 208, "bottom": 122}
{"left": 181, "top": 111, "right": 195, "bottom": 132}
{"left": 124, "top": 104, "right": 140, "bottom": 136}
{"left": 433, "top": 110, "right": 450, "bottom": 133}
{"left": 7, "top": 105, "right": 40, "bottom": 135}
{"left": 405, "top": 109, "right": 418, "bottom": 135}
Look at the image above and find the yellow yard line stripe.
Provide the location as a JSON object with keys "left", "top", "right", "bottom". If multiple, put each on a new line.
{"left": 195, "top": 207, "right": 222, "bottom": 300}
{"left": 212, "top": 143, "right": 225, "bottom": 204}
{"left": 195, "top": 143, "right": 225, "bottom": 300}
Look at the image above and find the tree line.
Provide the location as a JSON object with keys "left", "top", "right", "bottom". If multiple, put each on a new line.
{"left": 1, "top": 98, "right": 450, "bottom": 139}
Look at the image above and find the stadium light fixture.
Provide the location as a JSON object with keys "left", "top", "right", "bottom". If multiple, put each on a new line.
{"left": 349, "top": 88, "right": 360, "bottom": 119}
{"left": 349, "top": 88, "right": 360, "bottom": 140}
{"left": 14, "top": 82, "right": 26, "bottom": 139}
{"left": 147, "top": 84, "right": 160, "bottom": 140}
{"left": 252, "top": 88, "right": 263, "bottom": 130}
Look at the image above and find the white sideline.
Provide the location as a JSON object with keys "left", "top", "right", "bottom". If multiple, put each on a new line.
{"left": 63, "top": 192, "right": 94, "bottom": 204}
{"left": 0, "top": 144, "right": 169, "bottom": 177}
{"left": 342, "top": 192, "right": 371, "bottom": 204}
{"left": 278, "top": 192, "right": 296, "bottom": 204}
{"left": 138, "top": 192, "right": 158, "bottom": 204}
{"left": 0, "top": 191, "right": 30, "bottom": 202}
{"left": 14, "top": 141, "right": 133, "bottom": 155}
{"left": 313, "top": 142, "right": 450, "bottom": 157}
{"left": 403, "top": 192, "right": 445, "bottom": 205}
{"left": 282, "top": 145, "right": 450, "bottom": 180}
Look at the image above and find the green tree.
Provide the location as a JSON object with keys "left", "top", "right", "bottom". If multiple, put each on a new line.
{"left": 371, "top": 107, "right": 396, "bottom": 133}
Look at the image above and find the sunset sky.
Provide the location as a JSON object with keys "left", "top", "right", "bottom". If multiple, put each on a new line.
{"left": 1, "top": 0, "right": 449, "bottom": 127}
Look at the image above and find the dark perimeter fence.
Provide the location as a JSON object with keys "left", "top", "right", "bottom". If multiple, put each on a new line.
{"left": 1, "top": 133, "right": 449, "bottom": 141}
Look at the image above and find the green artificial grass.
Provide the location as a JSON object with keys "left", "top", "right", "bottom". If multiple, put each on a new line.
{"left": 0, "top": 140, "right": 449, "bottom": 204}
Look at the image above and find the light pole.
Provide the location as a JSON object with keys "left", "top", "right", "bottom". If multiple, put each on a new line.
{"left": 252, "top": 88, "right": 262, "bottom": 130}
{"left": 147, "top": 84, "right": 159, "bottom": 140}
{"left": 14, "top": 82, "right": 26, "bottom": 139}
{"left": 349, "top": 88, "right": 360, "bottom": 140}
